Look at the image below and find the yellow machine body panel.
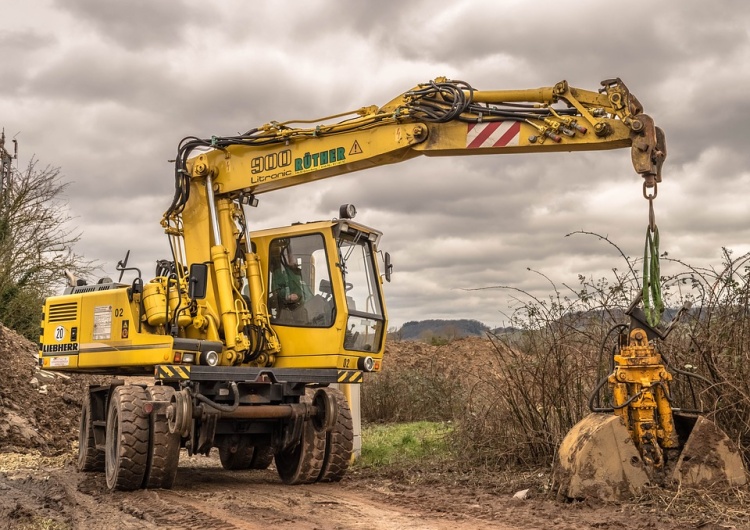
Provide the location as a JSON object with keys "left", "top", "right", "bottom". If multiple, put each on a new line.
{"left": 39, "top": 218, "right": 386, "bottom": 374}
{"left": 40, "top": 287, "right": 174, "bottom": 373}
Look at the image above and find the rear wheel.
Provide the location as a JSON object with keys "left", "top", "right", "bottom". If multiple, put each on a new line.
{"left": 317, "top": 388, "right": 354, "bottom": 482}
{"left": 250, "top": 445, "right": 275, "bottom": 470}
{"left": 275, "top": 394, "right": 325, "bottom": 484}
{"left": 218, "top": 435, "right": 256, "bottom": 470}
{"left": 143, "top": 386, "right": 180, "bottom": 489}
{"left": 105, "top": 385, "right": 150, "bottom": 491}
{"left": 77, "top": 391, "right": 104, "bottom": 472}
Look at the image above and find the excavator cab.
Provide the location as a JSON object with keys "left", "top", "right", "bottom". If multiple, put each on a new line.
{"left": 250, "top": 216, "right": 387, "bottom": 372}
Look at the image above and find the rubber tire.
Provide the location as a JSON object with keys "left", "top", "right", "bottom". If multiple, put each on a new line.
{"left": 218, "top": 435, "right": 256, "bottom": 470}
{"left": 78, "top": 391, "right": 104, "bottom": 472}
{"left": 105, "top": 385, "right": 150, "bottom": 491}
{"left": 317, "top": 388, "right": 354, "bottom": 482}
{"left": 250, "top": 445, "right": 275, "bottom": 470}
{"left": 275, "top": 394, "right": 326, "bottom": 485}
{"left": 143, "top": 386, "right": 181, "bottom": 489}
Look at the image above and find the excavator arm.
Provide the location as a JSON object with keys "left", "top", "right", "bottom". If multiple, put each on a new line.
{"left": 165, "top": 77, "right": 665, "bottom": 211}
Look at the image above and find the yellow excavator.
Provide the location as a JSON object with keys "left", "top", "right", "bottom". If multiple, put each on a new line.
{"left": 38, "top": 77, "right": 744, "bottom": 496}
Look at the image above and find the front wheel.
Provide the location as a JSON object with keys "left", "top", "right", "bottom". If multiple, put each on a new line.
{"left": 275, "top": 394, "right": 325, "bottom": 484}
{"left": 105, "top": 385, "right": 150, "bottom": 491}
{"left": 317, "top": 388, "right": 354, "bottom": 482}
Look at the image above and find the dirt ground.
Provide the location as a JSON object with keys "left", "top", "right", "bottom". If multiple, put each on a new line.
{"left": 2, "top": 325, "right": 748, "bottom": 529}
{"left": 2, "top": 450, "right": 747, "bottom": 530}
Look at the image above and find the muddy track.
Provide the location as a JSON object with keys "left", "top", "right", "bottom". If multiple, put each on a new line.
{"left": 1, "top": 454, "right": 503, "bottom": 530}
{"left": 2, "top": 451, "right": 715, "bottom": 530}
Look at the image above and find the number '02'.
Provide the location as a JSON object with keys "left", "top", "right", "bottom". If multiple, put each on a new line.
{"left": 115, "top": 308, "right": 124, "bottom": 317}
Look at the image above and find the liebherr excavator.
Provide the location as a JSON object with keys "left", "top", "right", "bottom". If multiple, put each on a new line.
{"left": 39, "top": 77, "right": 744, "bottom": 497}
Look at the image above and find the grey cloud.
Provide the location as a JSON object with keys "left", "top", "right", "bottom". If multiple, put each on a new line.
{"left": 0, "top": 29, "right": 56, "bottom": 95}
{"left": 0, "top": 28, "right": 53, "bottom": 50}
{"left": 52, "top": 0, "right": 199, "bottom": 50}
{"left": 26, "top": 46, "right": 175, "bottom": 107}
{"left": 4, "top": 0, "right": 750, "bottom": 328}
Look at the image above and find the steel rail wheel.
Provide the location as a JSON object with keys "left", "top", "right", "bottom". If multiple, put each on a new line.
{"left": 275, "top": 394, "right": 325, "bottom": 484}
{"left": 143, "top": 385, "right": 181, "bottom": 489}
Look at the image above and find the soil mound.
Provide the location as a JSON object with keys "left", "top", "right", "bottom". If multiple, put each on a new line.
{"left": 384, "top": 335, "right": 502, "bottom": 382}
{"left": 0, "top": 324, "right": 105, "bottom": 455}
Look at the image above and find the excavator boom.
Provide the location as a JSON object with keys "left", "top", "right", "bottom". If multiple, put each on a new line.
{"left": 169, "top": 78, "right": 664, "bottom": 205}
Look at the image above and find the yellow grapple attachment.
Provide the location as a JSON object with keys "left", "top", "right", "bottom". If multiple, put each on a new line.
{"left": 554, "top": 301, "right": 747, "bottom": 501}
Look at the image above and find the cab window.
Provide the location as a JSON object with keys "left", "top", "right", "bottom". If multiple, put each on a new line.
{"left": 337, "top": 235, "right": 384, "bottom": 352}
{"left": 267, "top": 234, "right": 335, "bottom": 327}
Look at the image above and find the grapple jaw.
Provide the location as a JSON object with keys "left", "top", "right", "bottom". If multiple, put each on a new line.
{"left": 672, "top": 414, "right": 747, "bottom": 489}
{"left": 554, "top": 409, "right": 747, "bottom": 502}
{"left": 553, "top": 414, "right": 648, "bottom": 501}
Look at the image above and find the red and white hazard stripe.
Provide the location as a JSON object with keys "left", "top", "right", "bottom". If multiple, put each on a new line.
{"left": 466, "top": 121, "right": 521, "bottom": 149}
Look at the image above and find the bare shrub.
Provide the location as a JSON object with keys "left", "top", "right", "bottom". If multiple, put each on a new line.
{"left": 452, "top": 238, "right": 750, "bottom": 471}
{"left": 456, "top": 269, "right": 633, "bottom": 469}
{"left": 659, "top": 249, "right": 750, "bottom": 464}
{"left": 361, "top": 363, "right": 467, "bottom": 423}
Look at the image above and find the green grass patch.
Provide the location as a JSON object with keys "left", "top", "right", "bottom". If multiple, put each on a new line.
{"left": 358, "top": 421, "right": 452, "bottom": 468}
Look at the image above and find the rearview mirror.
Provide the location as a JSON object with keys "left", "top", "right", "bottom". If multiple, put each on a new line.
{"left": 188, "top": 263, "right": 208, "bottom": 300}
{"left": 384, "top": 252, "right": 393, "bottom": 283}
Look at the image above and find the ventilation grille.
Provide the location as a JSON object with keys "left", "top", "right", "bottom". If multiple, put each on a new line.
{"left": 65, "top": 283, "right": 126, "bottom": 295}
{"left": 48, "top": 302, "right": 78, "bottom": 323}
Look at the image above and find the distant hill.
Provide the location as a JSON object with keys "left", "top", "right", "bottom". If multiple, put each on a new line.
{"left": 393, "top": 306, "right": 684, "bottom": 343}
{"left": 396, "top": 319, "right": 490, "bottom": 341}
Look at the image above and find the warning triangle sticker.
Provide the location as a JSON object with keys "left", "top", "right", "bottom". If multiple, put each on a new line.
{"left": 349, "top": 140, "right": 363, "bottom": 156}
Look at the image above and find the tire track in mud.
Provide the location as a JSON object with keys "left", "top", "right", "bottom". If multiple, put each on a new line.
{"left": 157, "top": 464, "right": 500, "bottom": 530}
{"left": 115, "top": 489, "right": 246, "bottom": 530}
{"left": 73, "top": 470, "right": 244, "bottom": 530}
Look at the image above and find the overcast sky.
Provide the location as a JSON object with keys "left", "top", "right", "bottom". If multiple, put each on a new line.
{"left": 1, "top": 0, "right": 749, "bottom": 329}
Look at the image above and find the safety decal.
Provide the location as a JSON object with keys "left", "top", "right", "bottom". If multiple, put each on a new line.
{"left": 337, "top": 370, "right": 363, "bottom": 383}
{"left": 156, "top": 365, "right": 191, "bottom": 380}
{"left": 93, "top": 305, "right": 112, "bottom": 340}
{"left": 466, "top": 121, "right": 520, "bottom": 149}
{"left": 349, "top": 140, "right": 363, "bottom": 156}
